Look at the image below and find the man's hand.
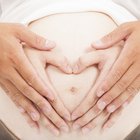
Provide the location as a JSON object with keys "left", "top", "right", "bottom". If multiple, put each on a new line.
{"left": 0, "top": 23, "right": 56, "bottom": 121}
{"left": 91, "top": 21, "right": 140, "bottom": 114}
{"left": 0, "top": 47, "right": 72, "bottom": 135}
{"left": 71, "top": 42, "right": 123, "bottom": 131}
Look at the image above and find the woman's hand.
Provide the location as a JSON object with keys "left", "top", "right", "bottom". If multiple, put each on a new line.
{"left": 0, "top": 47, "right": 72, "bottom": 135}
{"left": 0, "top": 23, "right": 57, "bottom": 111}
{"left": 71, "top": 42, "right": 123, "bottom": 131}
{"left": 91, "top": 21, "right": 140, "bottom": 114}
{"left": 19, "top": 47, "right": 72, "bottom": 132}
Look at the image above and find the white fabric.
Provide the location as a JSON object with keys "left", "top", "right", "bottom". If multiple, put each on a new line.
{"left": 113, "top": 0, "right": 140, "bottom": 19}
{"left": 0, "top": 0, "right": 137, "bottom": 25}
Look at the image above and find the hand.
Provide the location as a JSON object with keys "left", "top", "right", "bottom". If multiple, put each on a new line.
{"left": 0, "top": 23, "right": 56, "bottom": 121}
{"left": 91, "top": 21, "right": 140, "bottom": 114}
{"left": 82, "top": 93, "right": 135, "bottom": 134}
{"left": 71, "top": 42, "right": 123, "bottom": 131}
{"left": 25, "top": 47, "right": 73, "bottom": 133}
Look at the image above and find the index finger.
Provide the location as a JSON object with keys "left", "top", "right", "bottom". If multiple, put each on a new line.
{"left": 11, "top": 47, "right": 54, "bottom": 101}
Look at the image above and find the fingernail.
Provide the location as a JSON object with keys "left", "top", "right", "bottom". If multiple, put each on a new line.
{"left": 73, "top": 64, "right": 78, "bottom": 73}
{"left": 97, "top": 90, "right": 104, "bottom": 97}
{"left": 71, "top": 114, "right": 78, "bottom": 121}
{"left": 97, "top": 101, "right": 106, "bottom": 110}
{"left": 82, "top": 128, "right": 90, "bottom": 135}
{"left": 73, "top": 124, "right": 80, "bottom": 130}
{"left": 123, "top": 102, "right": 128, "bottom": 108}
{"left": 52, "top": 129, "right": 60, "bottom": 136}
{"left": 107, "top": 105, "right": 116, "bottom": 113}
{"left": 45, "top": 40, "right": 56, "bottom": 49}
{"left": 30, "top": 123, "right": 37, "bottom": 128}
{"left": 92, "top": 40, "right": 103, "bottom": 46}
{"left": 60, "top": 126, "right": 69, "bottom": 132}
{"left": 67, "top": 65, "right": 72, "bottom": 74}
{"left": 104, "top": 122, "right": 112, "bottom": 130}
{"left": 31, "top": 112, "right": 39, "bottom": 121}
{"left": 18, "top": 106, "right": 25, "bottom": 113}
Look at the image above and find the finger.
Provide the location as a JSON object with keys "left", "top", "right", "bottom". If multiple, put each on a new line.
{"left": 71, "top": 60, "right": 114, "bottom": 121}
{"left": 82, "top": 110, "right": 108, "bottom": 134}
{"left": 73, "top": 105, "right": 102, "bottom": 130}
{"left": 28, "top": 58, "right": 71, "bottom": 121}
{"left": 1, "top": 78, "right": 40, "bottom": 121}
{"left": 15, "top": 24, "right": 55, "bottom": 50}
{"left": 40, "top": 113, "right": 60, "bottom": 136}
{"left": 7, "top": 68, "right": 54, "bottom": 117}
{"left": 41, "top": 51, "right": 72, "bottom": 74}
{"left": 96, "top": 40, "right": 135, "bottom": 97}
{"left": 8, "top": 70, "right": 69, "bottom": 132}
{"left": 22, "top": 111, "right": 39, "bottom": 129}
{"left": 73, "top": 51, "right": 101, "bottom": 74}
{"left": 106, "top": 76, "right": 140, "bottom": 113}
{"left": 97, "top": 63, "right": 139, "bottom": 111}
{"left": 102, "top": 107, "right": 123, "bottom": 131}
{"left": 12, "top": 49, "right": 54, "bottom": 101}
{"left": 92, "top": 23, "right": 132, "bottom": 49}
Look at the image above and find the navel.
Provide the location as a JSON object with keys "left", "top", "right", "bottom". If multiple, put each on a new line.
{"left": 69, "top": 86, "right": 78, "bottom": 94}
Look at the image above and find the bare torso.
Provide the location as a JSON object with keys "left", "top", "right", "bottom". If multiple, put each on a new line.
{"left": 0, "top": 12, "right": 140, "bottom": 140}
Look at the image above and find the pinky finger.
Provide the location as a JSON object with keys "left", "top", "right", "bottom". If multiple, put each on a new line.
{"left": 102, "top": 107, "right": 123, "bottom": 131}
{"left": 14, "top": 101, "right": 39, "bottom": 129}
{"left": 103, "top": 93, "right": 136, "bottom": 131}
{"left": 40, "top": 114, "right": 60, "bottom": 136}
{"left": 21, "top": 110, "right": 39, "bottom": 129}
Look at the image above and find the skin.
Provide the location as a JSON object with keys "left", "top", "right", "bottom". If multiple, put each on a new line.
{"left": 1, "top": 21, "right": 140, "bottom": 136}
{"left": 0, "top": 47, "right": 72, "bottom": 135}
{"left": 0, "top": 23, "right": 71, "bottom": 126}
{"left": 72, "top": 21, "right": 140, "bottom": 132}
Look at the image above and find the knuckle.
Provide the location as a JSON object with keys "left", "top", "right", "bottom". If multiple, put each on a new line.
{"left": 11, "top": 93, "right": 21, "bottom": 102}
{"left": 92, "top": 106, "right": 101, "bottom": 114}
{"left": 35, "top": 99, "right": 45, "bottom": 107}
{"left": 101, "top": 83, "right": 110, "bottom": 92}
{"left": 22, "top": 84, "right": 31, "bottom": 94}
{"left": 103, "top": 94, "right": 114, "bottom": 104}
{"left": 27, "top": 75, "right": 37, "bottom": 86}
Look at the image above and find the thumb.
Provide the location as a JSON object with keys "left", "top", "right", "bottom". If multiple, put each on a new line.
{"left": 73, "top": 51, "right": 101, "bottom": 74}
{"left": 92, "top": 23, "right": 132, "bottom": 49}
{"left": 42, "top": 51, "right": 72, "bottom": 74}
{"left": 17, "top": 25, "right": 55, "bottom": 50}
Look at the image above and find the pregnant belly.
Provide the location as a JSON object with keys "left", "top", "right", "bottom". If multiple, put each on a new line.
{"left": 2, "top": 12, "right": 136, "bottom": 140}
{"left": 29, "top": 12, "right": 117, "bottom": 112}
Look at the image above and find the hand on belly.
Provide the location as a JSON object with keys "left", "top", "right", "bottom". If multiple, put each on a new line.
{"left": 46, "top": 65, "right": 99, "bottom": 113}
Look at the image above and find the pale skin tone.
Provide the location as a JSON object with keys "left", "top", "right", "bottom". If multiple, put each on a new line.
{"left": 0, "top": 23, "right": 71, "bottom": 133}
{"left": 1, "top": 21, "right": 140, "bottom": 135}
{"left": 72, "top": 21, "right": 140, "bottom": 132}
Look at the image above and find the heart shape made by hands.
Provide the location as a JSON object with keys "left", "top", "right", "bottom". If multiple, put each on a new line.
{"left": 45, "top": 63, "right": 99, "bottom": 113}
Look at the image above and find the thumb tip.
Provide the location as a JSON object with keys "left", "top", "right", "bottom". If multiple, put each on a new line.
{"left": 45, "top": 41, "right": 56, "bottom": 50}
{"left": 92, "top": 40, "right": 104, "bottom": 48}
